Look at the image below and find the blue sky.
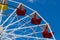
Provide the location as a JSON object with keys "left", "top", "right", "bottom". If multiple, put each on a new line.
{"left": 14, "top": 0, "right": 60, "bottom": 40}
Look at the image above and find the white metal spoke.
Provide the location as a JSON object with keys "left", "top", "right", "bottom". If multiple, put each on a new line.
{"left": 6, "top": 24, "right": 46, "bottom": 32}
{"left": 6, "top": 33, "right": 53, "bottom": 40}
{"left": 26, "top": 31, "right": 42, "bottom": 35}
{"left": 6, "top": 37, "right": 12, "bottom": 40}
{"left": 4, "top": 12, "right": 34, "bottom": 31}
{"left": 9, "top": 20, "right": 31, "bottom": 33}
{"left": 1, "top": 3, "right": 21, "bottom": 26}
{"left": 3, "top": 15, "right": 17, "bottom": 29}
{"left": 4, "top": 15, "right": 29, "bottom": 31}
{"left": 3, "top": 7, "right": 17, "bottom": 29}
{"left": 9, "top": 15, "right": 17, "bottom": 23}
{"left": 8, "top": 7, "right": 15, "bottom": 10}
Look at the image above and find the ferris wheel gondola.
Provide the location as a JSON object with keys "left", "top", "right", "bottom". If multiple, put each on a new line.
{"left": 16, "top": 4, "right": 26, "bottom": 16}
{"left": 31, "top": 12, "right": 42, "bottom": 25}
{"left": 0, "top": 0, "right": 8, "bottom": 11}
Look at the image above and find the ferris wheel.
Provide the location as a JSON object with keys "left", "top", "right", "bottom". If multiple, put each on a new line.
{"left": 0, "top": 0, "right": 56, "bottom": 40}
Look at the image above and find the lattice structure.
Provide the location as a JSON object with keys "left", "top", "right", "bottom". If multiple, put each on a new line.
{"left": 0, "top": 0, "right": 56, "bottom": 40}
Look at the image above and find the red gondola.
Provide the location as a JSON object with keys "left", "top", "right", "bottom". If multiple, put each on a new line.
{"left": 31, "top": 13, "right": 42, "bottom": 25}
{"left": 16, "top": 4, "right": 26, "bottom": 16}
{"left": 42, "top": 30, "right": 54, "bottom": 38}
{"left": 42, "top": 25, "right": 54, "bottom": 38}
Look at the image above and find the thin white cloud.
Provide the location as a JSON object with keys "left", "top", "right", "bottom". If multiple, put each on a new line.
{"left": 28, "top": 0, "right": 36, "bottom": 3}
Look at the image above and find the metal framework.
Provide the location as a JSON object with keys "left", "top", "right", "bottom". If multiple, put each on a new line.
{"left": 0, "top": 0, "right": 56, "bottom": 40}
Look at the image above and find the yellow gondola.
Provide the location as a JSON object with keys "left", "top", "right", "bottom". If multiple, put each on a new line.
{"left": 0, "top": 0, "right": 8, "bottom": 11}
{"left": 0, "top": 4, "right": 8, "bottom": 10}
